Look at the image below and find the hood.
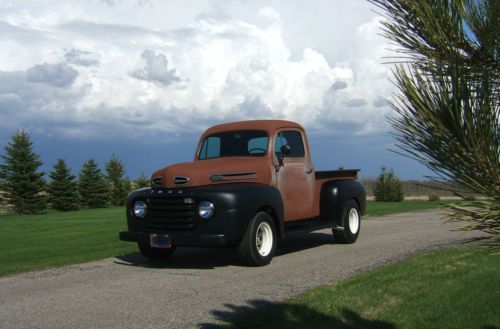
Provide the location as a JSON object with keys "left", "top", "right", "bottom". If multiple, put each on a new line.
{"left": 151, "top": 157, "right": 273, "bottom": 189}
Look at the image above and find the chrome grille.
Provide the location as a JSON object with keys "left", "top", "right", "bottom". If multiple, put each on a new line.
{"left": 146, "top": 197, "right": 196, "bottom": 231}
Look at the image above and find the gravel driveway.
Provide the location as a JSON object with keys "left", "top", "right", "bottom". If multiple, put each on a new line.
{"left": 0, "top": 210, "right": 478, "bottom": 329}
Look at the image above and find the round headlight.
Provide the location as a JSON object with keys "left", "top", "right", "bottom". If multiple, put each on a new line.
{"left": 198, "top": 201, "right": 214, "bottom": 219}
{"left": 133, "top": 200, "right": 147, "bottom": 218}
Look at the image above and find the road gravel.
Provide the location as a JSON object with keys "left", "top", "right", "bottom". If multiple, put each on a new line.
{"left": 0, "top": 210, "right": 479, "bottom": 329}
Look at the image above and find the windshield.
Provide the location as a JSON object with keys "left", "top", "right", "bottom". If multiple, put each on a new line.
{"left": 198, "top": 130, "right": 269, "bottom": 160}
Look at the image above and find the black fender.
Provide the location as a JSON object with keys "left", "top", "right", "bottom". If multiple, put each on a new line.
{"left": 125, "top": 184, "right": 284, "bottom": 244}
{"left": 320, "top": 180, "right": 366, "bottom": 224}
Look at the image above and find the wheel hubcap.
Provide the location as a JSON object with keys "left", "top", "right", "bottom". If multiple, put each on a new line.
{"left": 256, "top": 222, "right": 273, "bottom": 256}
{"left": 349, "top": 208, "right": 360, "bottom": 234}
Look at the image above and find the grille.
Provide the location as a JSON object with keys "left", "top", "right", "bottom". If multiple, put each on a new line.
{"left": 146, "top": 197, "right": 197, "bottom": 231}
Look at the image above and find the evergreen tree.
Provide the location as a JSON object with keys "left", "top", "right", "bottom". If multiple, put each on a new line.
{"left": 371, "top": 0, "right": 499, "bottom": 247}
{"left": 133, "top": 171, "right": 150, "bottom": 189}
{"left": 78, "top": 159, "right": 108, "bottom": 208}
{"left": 373, "top": 167, "right": 404, "bottom": 202}
{"left": 122, "top": 178, "right": 132, "bottom": 196}
{"left": 47, "top": 159, "right": 79, "bottom": 211}
{"left": 105, "top": 153, "right": 128, "bottom": 206}
{"left": 0, "top": 130, "right": 46, "bottom": 213}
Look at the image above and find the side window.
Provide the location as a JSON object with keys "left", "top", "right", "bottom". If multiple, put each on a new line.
{"left": 275, "top": 131, "right": 305, "bottom": 158}
{"left": 199, "top": 136, "right": 221, "bottom": 159}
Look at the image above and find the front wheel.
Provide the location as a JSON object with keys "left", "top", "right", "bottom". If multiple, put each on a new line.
{"left": 138, "top": 242, "right": 176, "bottom": 262}
{"left": 238, "top": 212, "right": 277, "bottom": 266}
{"left": 334, "top": 199, "right": 361, "bottom": 244}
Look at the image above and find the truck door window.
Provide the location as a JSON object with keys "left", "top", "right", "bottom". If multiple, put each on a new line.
{"left": 275, "top": 131, "right": 305, "bottom": 158}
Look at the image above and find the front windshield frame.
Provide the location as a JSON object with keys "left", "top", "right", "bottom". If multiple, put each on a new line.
{"left": 197, "top": 130, "right": 269, "bottom": 160}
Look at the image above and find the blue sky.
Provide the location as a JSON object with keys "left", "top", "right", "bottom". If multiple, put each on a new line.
{"left": 0, "top": 0, "right": 432, "bottom": 180}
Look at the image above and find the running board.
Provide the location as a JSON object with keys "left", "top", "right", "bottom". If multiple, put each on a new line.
{"left": 283, "top": 221, "right": 334, "bottom": 238}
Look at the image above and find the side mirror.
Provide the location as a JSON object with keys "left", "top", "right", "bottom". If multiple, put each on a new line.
{"left": 280, "top": 144, "right": 291, "bottom": 156}
{"left": 278, "top": 144, "right": 291, "bottom": 167}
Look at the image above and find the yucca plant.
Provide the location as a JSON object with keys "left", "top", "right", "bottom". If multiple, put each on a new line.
{"left": 369, "top": 0, "right": 499, "bottom": 249}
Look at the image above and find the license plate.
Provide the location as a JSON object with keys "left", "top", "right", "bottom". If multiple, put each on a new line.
{"left": 150, "top": 234, "right": 171, "bottom": 248}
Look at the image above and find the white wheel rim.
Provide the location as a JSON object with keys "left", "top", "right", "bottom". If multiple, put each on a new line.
{"left": 256, "top": 222, "right": 273, "bottom": 257}
{"left": 349, "top": 208, "right": 360, "bottom": 234}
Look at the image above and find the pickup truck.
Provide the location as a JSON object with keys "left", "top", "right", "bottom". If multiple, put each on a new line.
{"left": 119, "top": 120, "right": 365, "bottom": 266}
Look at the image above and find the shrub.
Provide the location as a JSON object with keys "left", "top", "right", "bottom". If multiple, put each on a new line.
{"left": 428, "top": 194, "right": 441, "bottom": 202}
{"left": 374, "top": 167, "right": 404, "bottom": 202}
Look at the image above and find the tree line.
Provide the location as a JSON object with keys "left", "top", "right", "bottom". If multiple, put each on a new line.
{"left": 0, "top": 131, "right": 150, "bottom": 214}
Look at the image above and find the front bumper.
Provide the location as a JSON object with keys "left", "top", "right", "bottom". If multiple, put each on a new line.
{"left": 119, "top": 230, "right": 228, "bottom": 247}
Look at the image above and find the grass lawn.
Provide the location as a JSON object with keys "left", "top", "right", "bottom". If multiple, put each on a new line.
{"left": 0, "top": 207, "right": 135, "bottom": 277}
{"left": 0, "top": 200, "right": 457, "bottom": 277}
{"left": 218, "top": 246, "right": 500, "bottom": 329}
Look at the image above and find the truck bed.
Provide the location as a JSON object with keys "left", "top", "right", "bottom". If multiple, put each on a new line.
{"left": 315, "top": 169, "right": 359, "bottom": 181}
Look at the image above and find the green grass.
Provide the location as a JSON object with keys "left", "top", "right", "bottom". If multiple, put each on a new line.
{"left": 366, "top": 199, "right": 455, "bottom": 217}
{"left": 0, "top": 200, "right": 457, "bottom": 277}
{"left": 0, "top": 207, "right": 136, "bottom": 277}
{"left": 218, "top": 246, "right": 500, "bottom": 329}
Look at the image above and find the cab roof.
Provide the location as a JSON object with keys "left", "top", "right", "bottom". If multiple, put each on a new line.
{"left": 202, "top": 120, "right": 305, "bottom": 136}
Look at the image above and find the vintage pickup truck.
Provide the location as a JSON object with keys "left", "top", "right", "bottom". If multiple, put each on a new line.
{"left": 119, "top": 120, "right": 365, "bottom": 266}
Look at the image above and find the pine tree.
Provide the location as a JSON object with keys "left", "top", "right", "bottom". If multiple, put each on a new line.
{"left": 47, "top": 159, "right": 79, "bottom": 211}
{"left": 105, "top": 153, "right": 128, "bottom": 206}
{"left": 78, "top": 159, "right": 108, "bottom": 208}
{"left": 133, "top": 171, "right": 150, "bottom": 189}
{"left": 373, "top": 167, "right": 404, "bottom": 202}
{"left": 371, "top": 0, "right": 499, "bottom": 247}
{"left": 0, "top": 131, "right": 46, "bottom": 213}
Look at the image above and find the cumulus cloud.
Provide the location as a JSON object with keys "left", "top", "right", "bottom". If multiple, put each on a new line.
{"left": 345, "top": 98, "right": 367, "bottom": 107}
{"left": 64, "top": 49, "right": 99, "bottom": 66}
{"left": 0, "top": 1, "right": 395, "bottom": 139}
{"left": 329, "top": 80, "right": 348, "bottom": 91}
{"left": 373, "top": 97, "right": 389, "bottom": 108}
{"left": 131, "top": 50, "right": 181, "bottom": 86}
{"left": 25, "top": 63, "right": 78, "bottom": 88}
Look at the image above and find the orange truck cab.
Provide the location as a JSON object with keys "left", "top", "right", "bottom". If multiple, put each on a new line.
{"left": 119, "top": 120, "right": 365, "bottom": 266}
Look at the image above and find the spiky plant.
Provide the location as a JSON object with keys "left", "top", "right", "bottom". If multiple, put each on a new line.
{"left": 369, "top": 0, "right": 499, "bottom": 248}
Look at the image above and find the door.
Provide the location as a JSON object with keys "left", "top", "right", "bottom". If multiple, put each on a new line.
{"left": 275, "top": 130, "right": 316, "bottom": 221}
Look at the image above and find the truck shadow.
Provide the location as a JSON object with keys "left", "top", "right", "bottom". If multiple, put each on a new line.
{"left": 199, "top": 299, "right": 397, "bottom": 329}
{"left": 114, "top": 247, "right": 240, "bottom": 270}
{"left": 114, "top": 231, "right": 335, "bottom": 270}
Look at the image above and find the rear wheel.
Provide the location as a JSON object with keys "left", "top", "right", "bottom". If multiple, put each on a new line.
{"left": 238, "top": 212, "right": 277, "bottom": 266}
{"left": 138, "top": 242, "right": 176, "bottom": 262}
{"left": 334, "top": 199, "right": 360, "bottom": 244}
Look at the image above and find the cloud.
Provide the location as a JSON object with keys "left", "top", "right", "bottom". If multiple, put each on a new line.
{"left": 345, "top": 98, "right": 367, "bottom": 108}
{"left": 0, "top": 2, "right": 396, "bottom": 140}
{"left": 64, "top": 49, "right": 99, "bottom": 66}
{"left": 25, "top": 62, "right": 78, "bottom": 88}
{"left": 131, "top": 50, "right": 181, "bottom": 86}
{"left": 329, "top": 80, "right": 348, "bottom": 91}
{"left": 373, "top": 97, "right": 389, "bottom": 108}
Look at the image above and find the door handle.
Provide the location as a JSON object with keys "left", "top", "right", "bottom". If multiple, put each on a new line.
{"left": 305, "top": 168, "right": 313, "bottom": 174}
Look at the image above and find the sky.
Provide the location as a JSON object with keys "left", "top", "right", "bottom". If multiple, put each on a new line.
{"left": 0, "top": 0, "right": 432, "bottom": 180}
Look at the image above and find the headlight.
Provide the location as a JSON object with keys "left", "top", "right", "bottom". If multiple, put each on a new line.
{"left": 133, "top": 200, "right": 147, "bottom": 218}
{"left": 198, "top": 201, "right": 214, "bottom": 219}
